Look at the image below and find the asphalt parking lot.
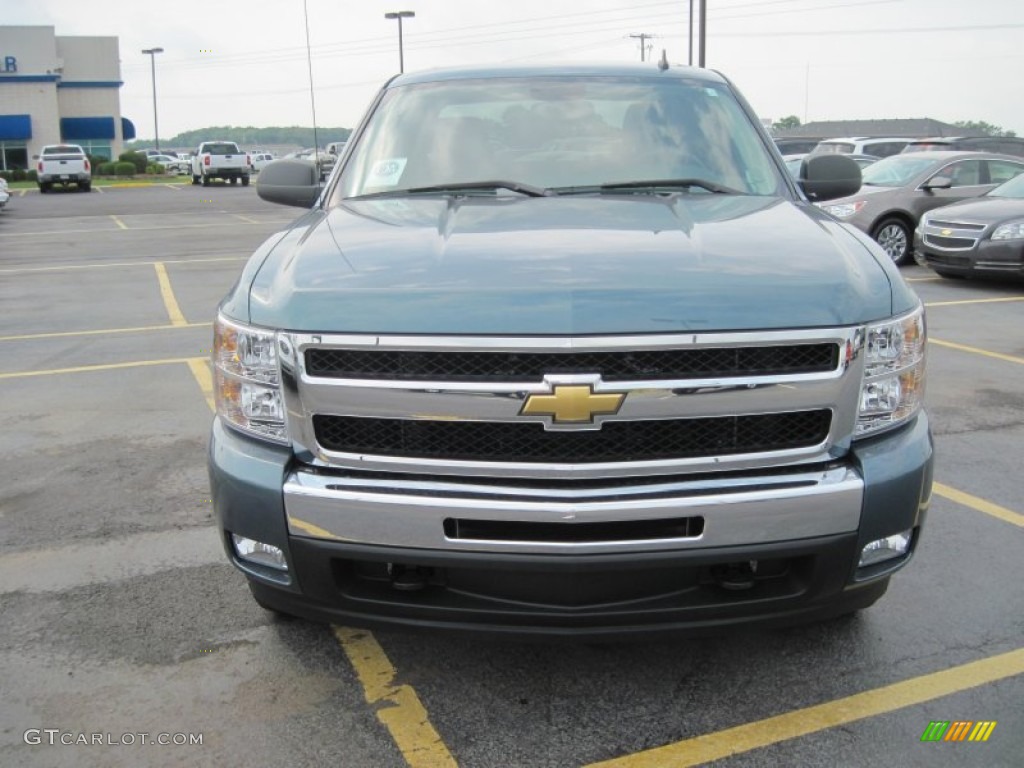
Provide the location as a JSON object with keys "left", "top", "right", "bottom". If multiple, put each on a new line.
{"left": 1, "top": 183, "right": 1021, "bottom": 768}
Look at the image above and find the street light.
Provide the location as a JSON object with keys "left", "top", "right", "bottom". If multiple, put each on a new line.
{"left": 384, "top": 11, "right": 414, "bottom": 74}
{"left": 141, "top": 47, "right": 164, "bottom": 152}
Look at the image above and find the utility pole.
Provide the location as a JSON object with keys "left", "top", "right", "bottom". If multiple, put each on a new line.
{"left": 688, "top": 0, "right": 694, "bottom": 66}
{"left": 628, "top": 33, "right": 655, "bottom": 63}
{"left": 698, "top": 0, "right": 707, "bottom": 68}
{"left": 141, "top": 47, "right": 163, "bottom": 152}
{"left": 385, "top": 11, "right": 415, "bottom": 74}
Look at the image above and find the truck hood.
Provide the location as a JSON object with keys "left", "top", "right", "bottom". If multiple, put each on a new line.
{"left": 246, "top": 194, "right": 897, "bottom": 334}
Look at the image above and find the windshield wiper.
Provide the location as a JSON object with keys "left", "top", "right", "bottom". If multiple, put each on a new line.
{"left": 551, "top": 178, "right": 743, "bottom": 196}
{"left": 352, "top": 180, "right": 550, "bottom": 199}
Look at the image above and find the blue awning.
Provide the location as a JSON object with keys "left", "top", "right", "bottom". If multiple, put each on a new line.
{"left": 0, "top": 114, "right": 32, "bottom": 140}
{"left": 60, "top": 116, "right": 116, "bottom": 140}
{"left": 121, "top": 117, "right": 136, "bottom": 140}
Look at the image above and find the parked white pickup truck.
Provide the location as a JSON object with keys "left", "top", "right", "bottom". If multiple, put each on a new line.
{"left": 36, "top": 144, "right": 91, "bottom": 193}
{"left": 190, "top": 141, "right": 250, "bottom": 187}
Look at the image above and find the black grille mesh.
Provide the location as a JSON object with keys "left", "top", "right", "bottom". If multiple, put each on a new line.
{"left": 313, "top": 410, "right": 831, "bottom": 463}
{"left": 305, "top": 344, "right": 837, "bottom": 382}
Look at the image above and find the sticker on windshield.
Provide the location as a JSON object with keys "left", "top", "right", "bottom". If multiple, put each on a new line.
{"left": 367, "top": 158, "right": 408, "bottom": 187}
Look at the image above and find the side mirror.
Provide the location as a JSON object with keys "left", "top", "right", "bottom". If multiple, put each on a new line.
{"left": 256, "top": 159, "right": 322, "bottom": 208}
{"left": 798, "top": 154, "right": 862, "bottom": 202}
{"left": 922, "top": 176, "right": 952, "bottom": 191}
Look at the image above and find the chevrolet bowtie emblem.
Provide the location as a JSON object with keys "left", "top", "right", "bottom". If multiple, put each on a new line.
{"left": 521, "top": 385, "right": 624, "bottom": 423}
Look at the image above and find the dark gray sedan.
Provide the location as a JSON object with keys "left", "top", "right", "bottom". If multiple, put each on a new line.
{"left": 915, "top": 171, "right": 1024, "bottom": 280}
{"left": 816, "top": 151, "right": 1024, "bottom": 265}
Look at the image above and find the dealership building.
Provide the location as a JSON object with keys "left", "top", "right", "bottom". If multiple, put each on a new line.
{"left": 0, "top": 25, "right": 135, "bottom": 170}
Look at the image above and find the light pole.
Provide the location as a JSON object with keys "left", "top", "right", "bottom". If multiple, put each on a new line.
{"left": 141, "top": 47, "right": 164, "bottom": 152}
{"left": 384, "top": 11, "right": 414, "bottom": 74}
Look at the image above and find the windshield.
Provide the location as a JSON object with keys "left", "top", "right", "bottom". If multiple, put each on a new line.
{"left": 860, "top": 155, "right": 938, "bottom": 187}
{"left": 204, "top": 143, "right": 240, "bottom": 155}
{"left": 989, "top": 172, "right": 1024, "bottom": 199}
{"left": 336, "top": 75, "right": 782, "bottom": 199}
{"left": 43, "top": 145, "right": 84, "bottom": 155}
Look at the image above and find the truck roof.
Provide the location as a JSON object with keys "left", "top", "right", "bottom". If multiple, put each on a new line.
{"left": 390, "top": 62, "right": 729, "bottom": 87}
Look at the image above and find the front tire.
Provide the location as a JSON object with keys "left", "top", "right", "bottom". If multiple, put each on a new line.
{"left": 872, "top": 218, "right": 912, "bottom": 265}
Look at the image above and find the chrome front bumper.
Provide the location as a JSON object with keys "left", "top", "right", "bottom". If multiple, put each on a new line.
{"left": 284, "top": 463, "right": 863, "bottom": 555}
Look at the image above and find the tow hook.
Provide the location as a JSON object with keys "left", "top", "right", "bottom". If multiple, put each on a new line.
{"left": 711, "top": 560, "right": 758, "bottom": 591}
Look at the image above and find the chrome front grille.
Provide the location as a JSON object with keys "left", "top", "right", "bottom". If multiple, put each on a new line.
{"left": 279, "top": 329, "right": 865, "bottom": 479}
{"left": 921, "top": 217, "right": 985, "bottom": 251}
{"left": 312, "top": 410, "right": 832, "bottom": 463}
{"left": 305, "top": 343, "right": 838, "bottom": 382}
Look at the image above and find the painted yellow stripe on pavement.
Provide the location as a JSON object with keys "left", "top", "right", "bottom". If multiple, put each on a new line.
{"left": 0, "top": 356, "right": 206, "bottom": 380}
{"left": 154, "top": 261, "right": 188, "bottom": 326}
{"left": 0, "top": 321, "right": 210, "bottom": 343}
{"left": 0, "top": 221, "right": 266, "bottom": 237}
{"left": 588, "top": 647, "right": 1024, "bottom": 768}
{"left": 933, "top": 482, "right": 1024, "bottom": 528}
{"left": 930, "top": 338, "right": 1024, "bottom": 365}
{"left": 926, "top": 295, "right": 1024, "bottom": 308}
{"left": 185, "top": 361, "right": 453, "bottom": 768}
{"left": 186, "top": 358, "right": 216, "bottom": 413}
{"left": 0, "top": 255, "right": 247, "bottom": 274}
{"left": 334, "top": 627, "right": 458, "bottom": 768}
{"left": 110, "top": 214, "right": 128, "bottom": 230}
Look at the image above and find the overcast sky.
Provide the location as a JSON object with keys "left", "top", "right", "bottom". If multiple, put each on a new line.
{"left": 8, "top": 0, "right": 1024, "bottom": 142}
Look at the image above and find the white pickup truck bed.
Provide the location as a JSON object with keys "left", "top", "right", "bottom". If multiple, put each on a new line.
{"left": 191, "top": 141, "right": 251, "bottom": 186}
{"left": 37, "top": 144, "right": 91, "bottom": 193}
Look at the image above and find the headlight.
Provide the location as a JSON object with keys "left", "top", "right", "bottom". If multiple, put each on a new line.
{"left": 991, "top": 220, "right": 1024, "bottom": 241}
{"left": 820, "top": 201, "right": 865, "bottom": 219}
{"left": 213, "top": 314, "right": 288, "bottom": 443}
{"left": 856, "top": 305, "right": 926, "bottom": 438}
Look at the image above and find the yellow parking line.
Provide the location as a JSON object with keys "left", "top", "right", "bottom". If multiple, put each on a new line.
{"left": 334, "top": 628, "right": 458, "bottom": 768}
{"left": 154, "top": 262, "right": 188, "bottom": 326}
{"left": 930, "top": 338, "right": 1024, "bottom": 365}
{"left": 0, "top": 356, "right": 205, "bottom": 380}
{"left": 0, "top": 222, "right": 263, "bottom": 237}
{"left": 0, "top": 321, "right": 210, "bottom": 343}
{"left": 933, "top": 482, "right": 1024, "bottom": 528}
{"left": 588, "top": 647, "right": 1024, "bottom": 768}
{"left": 186, "top": 358, "right": 216, "bottom": 412}
{"left": 184, "top": 359, "right": 454, "bottom": 767}
{"left": 110, "top": 215, "right": 128, "bottom": 230}
{"left": 0, "top": 256, "right": 246, "bottom": 274}
{"left": 926, "top": 296, "right": 1024, "bottom": 308}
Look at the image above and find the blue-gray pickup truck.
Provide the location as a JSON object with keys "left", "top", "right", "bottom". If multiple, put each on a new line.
{"left": 208, "top": 63, "right": 933, "bottom": 638}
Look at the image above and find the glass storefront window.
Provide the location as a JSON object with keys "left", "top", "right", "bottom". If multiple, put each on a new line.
{"left": 0, "top": 141, "right": 29, "bottom": 171}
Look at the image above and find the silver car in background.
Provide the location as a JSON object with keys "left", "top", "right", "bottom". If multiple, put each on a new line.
{"left": 817, "top": 151, "right": 1024, "bottom": 264}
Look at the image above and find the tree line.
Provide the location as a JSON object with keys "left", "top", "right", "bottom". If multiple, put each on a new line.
{"left": 128, "top": 126, "right": 352, "bottom": 151}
